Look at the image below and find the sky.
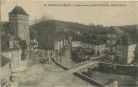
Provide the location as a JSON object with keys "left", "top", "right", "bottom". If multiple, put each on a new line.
{"left": 1, "top": 0, "right": 138, "bottom": 26}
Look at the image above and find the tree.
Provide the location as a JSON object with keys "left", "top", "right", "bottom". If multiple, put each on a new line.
{"left": 32, "top": 14, "right": 54, "bottom": 24}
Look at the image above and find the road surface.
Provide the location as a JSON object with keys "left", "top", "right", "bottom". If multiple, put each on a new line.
{"left": 18, "top": 45, "right": 94, "bottom": 87}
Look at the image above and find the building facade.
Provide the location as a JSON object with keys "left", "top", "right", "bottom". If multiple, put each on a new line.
{"left": 0, "top": 6, "right": 32, "bottom": 87}
{"left": 1, "top": 49, "right": 27, "bottom": 71}
{"left": 106, "top": 27, "right": 136, "bottom": 64}
{"left": 1, "top": 6, "right": 30, "bottom": 87}
{"left": 54, "top": 40, "right": 64, "bottom": 51}
{"left": 1, "top": 56, "right": 11, "bottom": 87}
{"left": 81, "top": 34, "right": 107, "bottom": 56}
{"left": 9, "top": 6, "right": 30, "bottom": 45}
{"left": 30, "top": 39, "right": 38, "bottom": 53}
{"left": 71, "top": 35, "right": 82, "bottom": 48}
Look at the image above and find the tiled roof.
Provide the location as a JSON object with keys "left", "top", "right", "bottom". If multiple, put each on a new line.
{"left": 1, "top": 55, "right": 10, "bottom": 67}
{"left": 9, "top": 6, "right": 28, "bottom": 16}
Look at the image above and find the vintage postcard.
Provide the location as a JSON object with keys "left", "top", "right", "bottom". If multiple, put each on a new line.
{"left": 1, "top": 0, "right": 138, "bottom": 87}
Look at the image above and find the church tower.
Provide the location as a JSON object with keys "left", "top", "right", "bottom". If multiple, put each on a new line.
{"left": 9, "top": 6, "right": 30, "bottom": 45}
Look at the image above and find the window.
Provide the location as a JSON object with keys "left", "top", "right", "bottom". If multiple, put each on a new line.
{"left": 10, "top": 76, "right": 15, "bottom": 82}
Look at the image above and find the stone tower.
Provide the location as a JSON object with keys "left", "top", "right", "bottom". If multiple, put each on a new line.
{"left": 9, "top": 6, "right": 30, "bottom": 45}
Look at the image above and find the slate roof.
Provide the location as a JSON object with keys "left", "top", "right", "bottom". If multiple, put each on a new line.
{"left": 1, "top": 55, "right": 10, "bottom": 67}
{"left": 9, "top": 6, "right": 28, "bottom": 16}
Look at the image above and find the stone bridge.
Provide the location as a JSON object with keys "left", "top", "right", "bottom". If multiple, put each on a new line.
{"left": 52, "top": 55, "right": 103, "bottom": 73}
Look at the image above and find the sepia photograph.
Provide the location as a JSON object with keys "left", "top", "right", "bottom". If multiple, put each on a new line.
{"left": 1, "top": 0, "right": 138, "bottom": 87}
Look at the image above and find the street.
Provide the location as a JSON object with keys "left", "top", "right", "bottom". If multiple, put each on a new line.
{"left": 18, "top": 62, "right": 93, "bottom": 87}
{"left": 18, "top": 45, "right": 93, "bottom": 87}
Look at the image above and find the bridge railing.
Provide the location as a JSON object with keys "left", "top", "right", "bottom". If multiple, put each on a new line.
{"left": 70, "top": 55, "right": 104, "bottom": 69}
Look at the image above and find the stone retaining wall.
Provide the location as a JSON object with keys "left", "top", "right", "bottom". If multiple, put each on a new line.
{"left": 97, "top": 63, "right": 138, "bottom": 76}
{"left": 74, "top": 72, "right": 104, "bottom": 87}
{"left": 52, "top": 58, "right": 69, "bottom": 70}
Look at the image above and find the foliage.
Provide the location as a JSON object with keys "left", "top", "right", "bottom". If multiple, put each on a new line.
{"left": 71, "top": 48, "right": 91, "bottom": 62}
{"left": 119, "top": 25, "right": 137, "bottom": 43}
{"left": 30, "top": 19, "right": 137, "bottom": 50}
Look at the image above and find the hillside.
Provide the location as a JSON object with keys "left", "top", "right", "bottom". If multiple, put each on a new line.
{"left": 30, "top": 20, "right": 137, "bottom": 50}
{"left": 119, "top": 25, "right": 137, "bottom": 42}
{"left": 30, "top": 20, "right": 90, "bottom": 49}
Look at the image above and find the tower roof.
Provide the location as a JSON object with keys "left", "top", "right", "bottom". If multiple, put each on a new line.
{"left": 9, "top": 6, "right": 29, "bottom": 16}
